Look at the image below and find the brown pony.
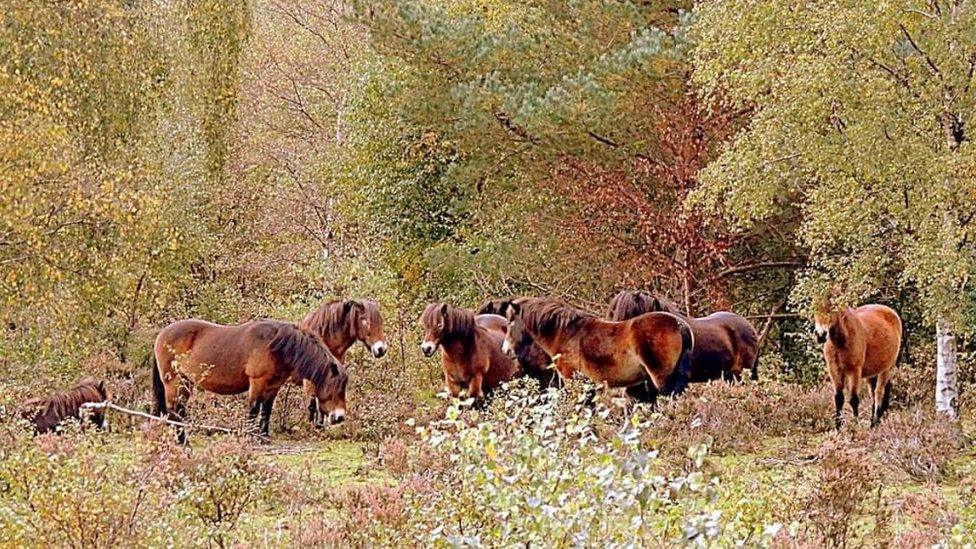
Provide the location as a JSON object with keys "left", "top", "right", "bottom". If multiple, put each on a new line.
{"left": 477, "top": 299, "right": 557, "bottom": 389}
{"left": 608, "top": 290, "right": 760, "bottom": 383}
{"left": 20, "top": 378, "right": 109, "bottom": 433}
{"left": 419, "top": 303, "right": 521, "bottom": 403}
{"left": 300, "top": 299, "right": 389, "bottom": 360}
{"left": 814, "top": 304, "right": 902, "bottom": 428}
{"left": 502, "top": 297, "right": 694, "bottom": 398}
{"left": 299, "top": 298, "right": 388, "bottom": 424}
{"left": 152, "top": 319, "right": 346, "bottom": 442}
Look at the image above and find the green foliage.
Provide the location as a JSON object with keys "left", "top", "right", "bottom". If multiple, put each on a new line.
{"left": 692, "top": 1, "right": 976, "bottom": 324}
{"left": 405, "top": 381, "right": 775, "bottom": 546}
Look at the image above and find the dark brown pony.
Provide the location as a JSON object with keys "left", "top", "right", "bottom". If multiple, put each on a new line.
{"left": 608, "top": 290, "right": 760, "bottom": 383}
{"left": 299, "top": 298, "right": 388, "bottom": 424}
{"left": 477, "top": 299, "right": 556, "bottom": 389}
{"left": 814, "top": 304, "right": 902, "bottom": 428}
{"left": 419, "top": 303, "right": 521, "bottom": 403}
{"left": 502, "top": 297, "right": 694, "bottom": 398}
{"left": 152, "top": 319, "right": 346, "bottom": 442}
{"left": 20, "top": 378, "right": 109, "bottom": 433}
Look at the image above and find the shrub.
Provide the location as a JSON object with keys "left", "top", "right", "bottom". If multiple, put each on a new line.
{"left": 399, "top": 379, "right": 782, "bottom": 547}
{"left": 867, "top": 408, "right": 961, "bottom": 480}
{"left": 653, "top": 380, "right": 834, "bottom": 454}
{"left": 774, "top": 435, "right": 884, "bottom": 548}
{"left": 0, "top": 422, "right": 282, "bottom": 548}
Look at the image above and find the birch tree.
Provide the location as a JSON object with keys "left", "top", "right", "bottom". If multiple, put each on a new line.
{"left": 692, "top": 1, "right": 976, "bottom": 416}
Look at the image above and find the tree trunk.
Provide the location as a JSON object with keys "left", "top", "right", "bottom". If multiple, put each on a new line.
{"left": 936, "top": 316, "right": 958, "bottom": 418}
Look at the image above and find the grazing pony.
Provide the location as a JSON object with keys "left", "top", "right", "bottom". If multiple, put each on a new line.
{"left": 608, "top": 290, "right": 760, "bottom": 383}
{"left": 20, "top": 378, "right": 109, "bottom": 433}
{"left": 477, "top": 299, "right": 556, "bottom": 389}
{"left": 501, "top": 297, "right": 694, "bottom": 399}
{"left": 419, "top": 303, "right": 520, "bottom": 403}
{"left": 299, "top": 298, "right": 388, "bottom": 424}
{"left": 813, "top": 304, "right": 902, "bottom": 428}
{"left": 153, "top": 319, "right": 346, "bottom": 442}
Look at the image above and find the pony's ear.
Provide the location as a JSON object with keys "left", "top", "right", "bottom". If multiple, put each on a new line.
{"left": 97, "top": 380, "right": 107, "bottom": 397}
{"left": 650, "top": 297, "right": 662, "bottom": 311}
{"left": 343, "top": 300, "right": 354, "bottom": 316}
{"left": 440, "top": 303, "right": 449, "bottom": 316}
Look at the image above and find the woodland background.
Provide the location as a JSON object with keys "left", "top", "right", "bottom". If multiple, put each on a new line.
{"left": 2, "top": 1, "right": 976, "bottom": 546}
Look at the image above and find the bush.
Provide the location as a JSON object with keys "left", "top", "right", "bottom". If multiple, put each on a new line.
{"left": 0, "top": 422, "right": 282, "bottom": 548}
{"left": 653, "top": 380, "right": 834, "bottom": 454}
{"left": 399, "top": 379, "right": 781, "bottom": 546}
{"left": 867, "top": 408, "right": 961, "bottom": 480}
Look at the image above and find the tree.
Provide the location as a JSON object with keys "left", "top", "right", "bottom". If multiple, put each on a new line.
{"left": 692, "top": 1, "right": 976, "bottom": 415}
{"left": 351, "top": 0, "right": 798, "bottom": 312}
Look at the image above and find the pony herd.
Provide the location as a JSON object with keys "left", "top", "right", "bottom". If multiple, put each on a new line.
{"left": 17, "top": 293, "right": 903, "bottom": 440}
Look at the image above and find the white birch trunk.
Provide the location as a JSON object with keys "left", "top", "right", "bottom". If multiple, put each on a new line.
{"left": 936, "top": 316, "right": 958, "bottom": 418}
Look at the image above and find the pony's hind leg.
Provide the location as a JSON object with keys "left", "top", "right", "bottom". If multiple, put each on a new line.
{"left": 872, "top": 370, "right": 893, "bottom": 426}
{"left": 164, "top": 379, "right": 191, "bottom": 445}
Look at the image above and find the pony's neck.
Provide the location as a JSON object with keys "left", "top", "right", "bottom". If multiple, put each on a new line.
{"left": 322, "top": 331, "right": 356, "bottom": 361}
{"left": 441, "top": 328, "right": 477, "bottom": 359}
{"left": 829, "top": 311, "right": 852, "bottom": 348}
{"left": 316, "top": 306, "right": 358, "bottom": 361}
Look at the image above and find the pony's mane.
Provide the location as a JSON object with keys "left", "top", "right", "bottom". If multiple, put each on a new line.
{"left": 517, "top": 297, "right": 592, "bottom": 338}
{"left": 607, "top": 290, "right": 682, "bottom": 320}
{"left": 421, "top": 303, "right": 476, "bottom": 341}
{"left": 476, "top": 299, "right": 508, "bottom": 316}
{"left": 301, "top": 298, "right": 382, "bottom": 339}
{"left": 268, "top": 322, "right": 342, "bottom": 387}
{"left": 23, "top": 378, "right": 106, "bottom": 421}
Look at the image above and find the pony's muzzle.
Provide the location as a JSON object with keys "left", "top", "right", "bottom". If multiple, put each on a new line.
{"left": 501, "top": 338, "right": 515, "bottom": 359}
{"left": 420, "top": 341, "right": 437, "bottom": 357}
{"left": 372, "top": 341, "right": 389, "bottom": 358}
{"left": 328, "top": 409, "right": 346, "bottom": 424}
{"left": 814, "top": 328, "right": 827, "bottom": 344}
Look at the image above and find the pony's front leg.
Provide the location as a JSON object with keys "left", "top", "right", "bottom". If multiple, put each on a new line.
{"left": 246, "top": 380, "right": 268, "bottom": 437}
{"left": 259, "top": 392, "right": 278, "bottom": 439}
{"left": 848, "top": 375, "right": 861, "bottom": 425}
{"left": 833, "top": 386, "right": 845, "bottom": 430}
{"left": 468, "top": 374, "right": 485, "bottom": 409}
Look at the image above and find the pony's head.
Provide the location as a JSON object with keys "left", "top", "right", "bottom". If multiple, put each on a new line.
{"left": 501, "top": 309, "right": 531, "bottom": 360}
{"left": 313, "top": 363, "right": 348, "bottom": 426}
{"left": 350, "top": 299, "right": 389, "bottom": 358}
{"left": 608, "top": 290, "right": 682, "bottom": 320}
{"left": 812, "top": 287, "right": 847, "bottom": 344}
{"left": 419, "top": 302, "right": 475, "bottom": 357}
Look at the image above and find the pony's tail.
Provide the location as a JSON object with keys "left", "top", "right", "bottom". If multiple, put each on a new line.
{"left": 151, "top": 353, "right": 167, "bottom": 416}
{"left": 671, "top": 321, "right": 695, "bottom": 395}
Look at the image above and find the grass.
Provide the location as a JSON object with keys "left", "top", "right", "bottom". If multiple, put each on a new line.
{"left": 267, "top": 439, "right": 392, "bottom": 487}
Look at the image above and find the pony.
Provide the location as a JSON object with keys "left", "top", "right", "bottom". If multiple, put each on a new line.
{"left": 152, "top": 319, "right": 346, "bottom": 442}
{"left": 20, "top": 378, "right": 109, "bottom": 433}
{"left": 501, "top": 297, "right": 694, "bottom": 400}
{"left": 477, "top": 299, "right": 557, "bottom": 389}
{"left": 299, "top": 298, "right": 388, "bottom": 424}
{"left": 608, "top": 290, "right": 760, "bottom": 383}
{"left": 300, "top": 298, "right": 389, "bottom": 360}
{"left": 813, "top": 304, "right": 902, "bottom": 428}
{"left": 419, "top": 303, "right": 521, "bottom": 403}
